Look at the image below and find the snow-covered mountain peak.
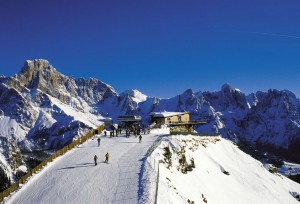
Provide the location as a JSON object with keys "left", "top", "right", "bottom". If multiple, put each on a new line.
{"left": 3, "top": 60, "right": 119, "bottom": 106}
{"left": 25, "top": 59, "right": 50, "bottom": 66}
{"left": 14, "top": 59, "right": 67, "bottom": 91}
{"left": 22, "top": 59, "right": 58, "bottom": 74}
{"left": 77, "top": 77, "right": 117, "bottom": 95}
{"left": 120, "top": 89, "right": 147, "bottom": 103}
{"left": 180, "top": 88, "right": 195, "bottom": 98}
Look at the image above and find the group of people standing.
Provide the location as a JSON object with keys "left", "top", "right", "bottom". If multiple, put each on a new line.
{"left": 93, "top": 136, "right": 109, "bottom": 166}
{"left": 93, "top": 126, "right": 148, "bottom": 166}
{"left": 103, "top": 129, "right": 122, "bottom": 137}
{"left": 125, "top": 125, "right": 150, "bottom": 138}
{"left": 94, "top": 152, "right": 109, "bottom": 166}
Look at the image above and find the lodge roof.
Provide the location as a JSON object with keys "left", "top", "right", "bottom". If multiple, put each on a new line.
{"left": 150, "top": 111, "right": 189, "bottom": 118}
{"left": 169, "top": 120, "right": 207, "bottom": 126}
{"left": 117, "top": 115, "right": 142, "bottom": 122}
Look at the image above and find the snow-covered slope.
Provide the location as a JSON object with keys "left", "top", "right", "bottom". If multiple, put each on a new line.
{"left": 143, "top": 136, "right": 300, "bottom": 204}
{"left": 3, "top": 131, "right": 165, "bottom": 204}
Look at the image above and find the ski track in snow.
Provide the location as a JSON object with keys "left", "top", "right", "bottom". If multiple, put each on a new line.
{"left": 4, "top": 132, "right": 162, "bottom": 204}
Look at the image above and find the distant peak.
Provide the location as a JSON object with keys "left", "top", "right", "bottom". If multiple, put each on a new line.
{"left": 122, "top": 89, "right": 144, "bottom": 95}
{"left": 221, "top": 83, "right": 233, "bottom": 93}
{"left": 21, "top": 59, "right": 57, "bottom": 74}
{"left": 183, "top": 88, "right": 194, "bottom": 94}
{"left": 25, "top": 59, "right": 51, "bottom": 68}
{"left": 120, "top": 89, "right": 147, "bottom": 103}
{"left": 26, "top": 59, "right": 50, "bottom": 64}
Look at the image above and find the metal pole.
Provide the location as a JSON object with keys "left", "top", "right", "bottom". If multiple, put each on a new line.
{"left": 154, "top": 161, "right": 161, "bottom": 204}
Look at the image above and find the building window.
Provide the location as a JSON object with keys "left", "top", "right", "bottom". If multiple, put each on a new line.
{"left": 178, "top": 115, "right": 181, "bottom": 121}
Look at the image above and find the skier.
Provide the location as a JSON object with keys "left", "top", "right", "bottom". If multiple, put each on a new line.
{"left": 97, "top": 137, "right": 101, "bottom": 147}
{"left": 139, "top": 135, "right": 142, "bottom": 143}
{"left": 105, "top": 152, "right": 110, "bottom": 163}
{"left": 104, "top": 130, "right": 107, "bottom": 136}
{"left": 94, "top": 155, "right": 98, "bottom": 166}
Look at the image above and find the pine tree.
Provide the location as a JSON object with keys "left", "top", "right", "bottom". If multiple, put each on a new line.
{"left": 163, "top": 146, "right": 172, "bottom": 169}
{"left": 0, "top": 167, "right": 11, "bottom": 191}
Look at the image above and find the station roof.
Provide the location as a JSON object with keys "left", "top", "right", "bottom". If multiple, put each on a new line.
{"left": 169, "top": 121, "right": 207, "bottom": 126}
{"left": 100, "top": 117, "right": 112, "bottom": 122}
{"left": 117, "top": 115, "right": 142, "bottom": 122}
{"left": 150, "top": 112, "right": 189, "bottom": 118}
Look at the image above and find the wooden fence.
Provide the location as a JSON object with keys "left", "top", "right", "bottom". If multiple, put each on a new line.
{"left": 0, "top": 125, "right": 104, "bottom": 202}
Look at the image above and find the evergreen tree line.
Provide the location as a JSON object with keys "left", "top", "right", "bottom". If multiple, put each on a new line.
{"left": 0, "top": 167, "right": 11, "bottom": 192}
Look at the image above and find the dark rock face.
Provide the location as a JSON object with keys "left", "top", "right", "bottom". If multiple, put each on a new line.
{"left": 0, "top": 137, "right": 23, "bottom": 170}
{"left": 76, "top": 77, "right": 118, "bottom": 104}
{"left": 0, "top": 83, "right": 38, "bottom": 129}
{"left": 0, "top": 136, "right": 24, "bottom": 188}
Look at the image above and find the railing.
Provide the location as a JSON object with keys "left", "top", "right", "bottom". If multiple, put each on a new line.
{"left": 0, "top": 125, "right": 104, "bottom": 202}
{"left": 145, "top": 135, "right": 165, "bottom": 204}
{"left": 170, "top": 131, "right": 220, "bottom": 136}
{"left": 154, "top": 160, "right": 161, "bottom": 204}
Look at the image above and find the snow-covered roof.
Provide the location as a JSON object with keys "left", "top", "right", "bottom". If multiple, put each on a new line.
{"left": 150, "top": 112, "right": 189, "bottom": 118}
{"left": 117, "top": 115, "right": 142, "bottom": 122}
{"left": 100, "top": 117, "right": 112, "bottom": 122}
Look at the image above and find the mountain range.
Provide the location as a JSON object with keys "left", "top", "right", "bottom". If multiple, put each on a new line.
{"left": 0, "top": 59, "right": 300, "bottom": 189}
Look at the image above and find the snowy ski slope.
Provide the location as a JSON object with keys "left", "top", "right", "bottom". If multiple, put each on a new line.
{"left": 4, "top": 130, "right": 167, "bottom": 204}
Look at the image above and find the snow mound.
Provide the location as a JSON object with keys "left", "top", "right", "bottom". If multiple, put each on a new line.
{"left": 144, "top": 136, "right": 300, "bottom": 204}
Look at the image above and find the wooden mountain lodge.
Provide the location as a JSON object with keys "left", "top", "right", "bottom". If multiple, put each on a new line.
{"left": 150, "top": 111, "right": 206, "bottom": 133}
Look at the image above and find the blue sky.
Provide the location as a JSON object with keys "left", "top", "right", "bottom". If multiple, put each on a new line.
{"left": 0, "top": 0, "right": 300, "bottom": 98}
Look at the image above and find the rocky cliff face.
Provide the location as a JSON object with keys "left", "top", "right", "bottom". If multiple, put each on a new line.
{"left": 0, "top": 136, "right": 24, "bottom": 189}
{"left": 1, "top": 59, "right": 300, "bottom": 187}
{"left": 6, "top": 60, "right": 118, "bottom": 106}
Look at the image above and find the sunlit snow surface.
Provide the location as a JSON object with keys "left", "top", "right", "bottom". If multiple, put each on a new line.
{"left": 3, "top": 131, "right": 300, "bottom": 204}
{"left": 4, "top": 130, "right": 166, "bottom": 204}
{"left": 143, "top": 135, "right": 300, "bottom": 204}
